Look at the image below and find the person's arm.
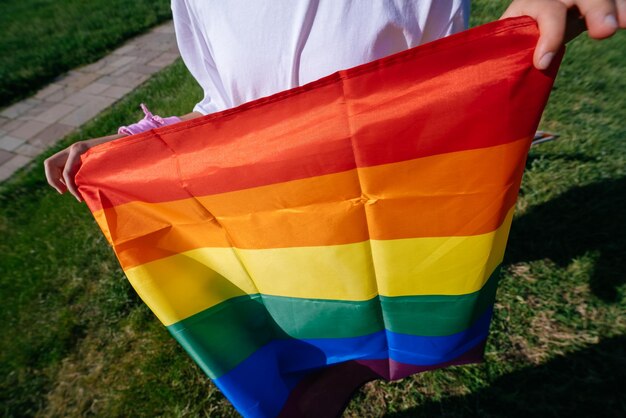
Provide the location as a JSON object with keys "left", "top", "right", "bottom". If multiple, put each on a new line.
{"left": 501, "top": 0, "right": 625, "bottom": 70}
{"left": 44, "top": 111, "right": 203, "bottom": 202}
{"left": 179, "top": 111, "right": 204, "bottom": 121}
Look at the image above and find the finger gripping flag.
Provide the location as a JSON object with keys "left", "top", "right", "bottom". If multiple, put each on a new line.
{"left": 76, "top": 17, "right": 561, "bottom": 418}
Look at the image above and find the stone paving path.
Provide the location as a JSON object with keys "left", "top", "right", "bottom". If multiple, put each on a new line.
{"left": 0, "top": 21, "right": 179, "bottom": 182}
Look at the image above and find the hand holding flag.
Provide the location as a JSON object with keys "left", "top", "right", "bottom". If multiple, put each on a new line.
{"left": 502, "top": 0, "right": 625, "bottom": 69}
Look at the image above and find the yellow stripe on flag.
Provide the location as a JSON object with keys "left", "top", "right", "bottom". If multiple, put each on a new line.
{"left": 125, "top": 208, "right": 513, "bottom": 326}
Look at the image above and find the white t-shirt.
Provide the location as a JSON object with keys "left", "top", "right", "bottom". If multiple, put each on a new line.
{"left": 171, "top": 0, "right": 470, "bottom": 115}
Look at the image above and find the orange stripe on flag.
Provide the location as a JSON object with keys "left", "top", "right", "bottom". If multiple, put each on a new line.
{"left": 94, "top": 138, "right": 529, "bottom": 269}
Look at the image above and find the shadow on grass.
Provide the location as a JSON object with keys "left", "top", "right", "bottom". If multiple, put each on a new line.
{"left": 385, "top": 335, "right": 626, "bottom": 418}
{"left": 525, "top": 151, "right": 600, "bottom": 166}
{"left": 505, "top": 176, "right": 626, "bottom": 302}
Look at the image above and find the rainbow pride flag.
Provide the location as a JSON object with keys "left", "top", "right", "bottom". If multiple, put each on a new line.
{"left": 76, "top": 17, "right": 561, "bottom": 418}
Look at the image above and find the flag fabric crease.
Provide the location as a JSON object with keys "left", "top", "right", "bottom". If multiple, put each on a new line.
{"left": 75, "top": 17, "right": 561, "bottom": 418}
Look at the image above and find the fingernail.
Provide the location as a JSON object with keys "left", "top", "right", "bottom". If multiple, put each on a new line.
{"left": 538, "top": 52, "right": 554, "bottom": 70}
{"left": 604, "top": 14, "right": 618, "bottom": 29}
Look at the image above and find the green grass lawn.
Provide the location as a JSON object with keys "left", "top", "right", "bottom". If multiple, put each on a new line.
{"left": 1, "top": 1, "right": 625, "bottom": 416}
{"left": 0, "top": 0, "right": 171, "bottom": 108}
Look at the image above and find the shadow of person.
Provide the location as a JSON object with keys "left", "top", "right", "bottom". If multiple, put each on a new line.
{"left": 384, "top": 335, "right": 626, "bottom": 418}
{"left": 524, "top": 151, "right": 600, "bottom": 167}
{"left": 504, "top": 176, "right": 626, "bottom": 302}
